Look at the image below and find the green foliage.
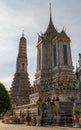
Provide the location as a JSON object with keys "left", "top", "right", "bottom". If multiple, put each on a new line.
{"left": 6, "top": 109, "right": 13, "bottom": 116}
{"left": 0, "top": 82, "right": 11, "bottom": 114}
{"left": 72, "top": 108, "right": 80, "bottom": 116}
{"left": 76, "top": 80, "right": 80, "bottom": 88}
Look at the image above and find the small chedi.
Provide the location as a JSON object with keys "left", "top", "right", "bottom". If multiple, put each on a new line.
{"left": 11, "top": 32, "right": 30, "bottom": 106}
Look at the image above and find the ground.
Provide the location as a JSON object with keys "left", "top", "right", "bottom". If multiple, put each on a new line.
{"left": 0, "top": 121, "right": 81, "bottom": 130}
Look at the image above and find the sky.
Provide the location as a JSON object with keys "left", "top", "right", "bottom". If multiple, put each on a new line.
{"left": 0, "top": 0, "right": 81, "bottom": 90}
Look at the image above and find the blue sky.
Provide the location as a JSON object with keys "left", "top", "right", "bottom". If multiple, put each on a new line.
{"left": 0, "top": 0, "right": 81, "bottom": 90}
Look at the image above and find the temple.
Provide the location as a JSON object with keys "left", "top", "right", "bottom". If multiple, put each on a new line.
{"left": 11, "top": 4, "right": 81, "bottom": 126}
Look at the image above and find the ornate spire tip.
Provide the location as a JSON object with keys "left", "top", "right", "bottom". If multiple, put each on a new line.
{"left": 50, "top": 3, "right": 52, "bottom": 18}
{"left": 49, "top": 3, "right": 53, "bottom": 24}
{"left": 22, "top": 30, "right": 24, "bottom": 37}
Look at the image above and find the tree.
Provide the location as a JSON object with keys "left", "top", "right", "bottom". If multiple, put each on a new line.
{"left": 72, "top": 107, "right": 80, "bottom": 126}
{"left": 0, "top": 82, "right": 11, "bottom": 114}
{"left": 72, "top": 108, "right": 80, "bottom": 116}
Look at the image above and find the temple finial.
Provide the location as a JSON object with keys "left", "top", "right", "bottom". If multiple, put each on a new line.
{"left": 49, "top": 3, "right": 52, "bottom": 23}
{"left": 22, "top": 30, "right": 24, "bottom": 37}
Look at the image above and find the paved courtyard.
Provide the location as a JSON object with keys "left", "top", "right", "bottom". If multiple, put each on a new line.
{"left": 0, "top": 121, "right": 81, "bottom": 130}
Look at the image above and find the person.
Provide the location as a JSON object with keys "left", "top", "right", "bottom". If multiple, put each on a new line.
{"left": 26, "top": 113, "right": 31, "bottom": 125}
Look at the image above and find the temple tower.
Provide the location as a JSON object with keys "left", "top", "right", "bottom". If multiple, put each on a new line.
{"left": 11, "top": 33, "right": 30, "bottom": 106}
{"left": 75, "top": 53, "right": 81, "bottom": 99}
{"left": 33, "top": 4, "right": 76, "bottom": 102}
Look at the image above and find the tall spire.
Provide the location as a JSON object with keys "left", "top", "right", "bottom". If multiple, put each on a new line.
{"left": 50, "top": 3, "right": 52, "bottom": 24}
{"left": 44, "top": 3, "right": 57, "bottom": 36}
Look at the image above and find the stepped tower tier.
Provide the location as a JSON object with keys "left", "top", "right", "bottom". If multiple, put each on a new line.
{"left": 16, "top": 33, "right": 27, "bottom": 73}
{"left": 11, "top": 33, "right": 30, "bottom": 106}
